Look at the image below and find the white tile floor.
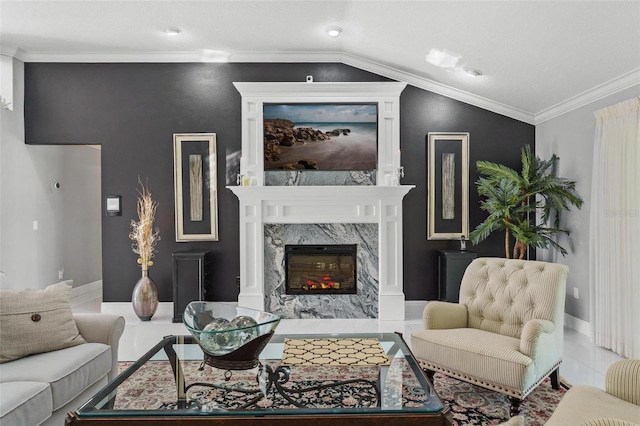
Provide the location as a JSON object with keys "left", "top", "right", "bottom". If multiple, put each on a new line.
{"left": 74, "top": 299, "right": 626, "bottom": 391}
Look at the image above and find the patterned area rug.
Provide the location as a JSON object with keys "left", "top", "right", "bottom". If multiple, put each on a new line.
{"left": 115, "top": 359, "right": 425, "bottom": 411}
{"left": 432, "top": 373, "right": 569, "bottom": 426}
{"left": 115, "top": 362, "right": 567, "bottom": 425}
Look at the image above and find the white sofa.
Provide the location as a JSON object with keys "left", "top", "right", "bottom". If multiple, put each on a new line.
{"left": 0, "top": 313, "right": 125, "bottom": 426}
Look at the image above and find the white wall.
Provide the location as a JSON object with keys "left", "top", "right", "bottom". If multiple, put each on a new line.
{"left": 0, "top": 57, "right": 102, "bottom": 290}
{"left": 535, "top": 84, "right": 640, "bottom": 322}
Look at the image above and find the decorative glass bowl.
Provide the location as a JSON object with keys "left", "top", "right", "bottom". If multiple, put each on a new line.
{"left": 183, "top": 302, "right": 280, "bottom": 370}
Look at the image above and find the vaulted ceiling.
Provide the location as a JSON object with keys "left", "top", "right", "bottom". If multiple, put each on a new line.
{"left": 1, "top": 0, "right": 639, "bottom": 124}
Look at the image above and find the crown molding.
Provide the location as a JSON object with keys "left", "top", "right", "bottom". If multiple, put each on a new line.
{"left": 340, "top": 53, "right": 535, "bottom": 124}
{"left": 20, "top": 50, "right": 344, "bottom": 63}
{"left": 230, "top": 51, "right": 342, "bottom": 63}
{"left": 14, "top": 49, "right": 637, "bottom": 126}
{"left": 22, "top": 51, "right": 228, "bottom": 63}
{"left": 534, "top": 68, "right": 640, "bottom": 124}
{"left": 1, "top": 47, "right": 26, "bottom": 61}
{"left": 15, "top": 49, "right": 534, "bottom": 123}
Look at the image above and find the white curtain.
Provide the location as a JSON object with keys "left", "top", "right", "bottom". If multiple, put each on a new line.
{"left": 590, "top": 97, "right": 640, "bottom": 359}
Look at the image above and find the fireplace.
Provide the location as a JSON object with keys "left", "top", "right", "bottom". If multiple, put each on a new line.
{"left": 285, "top": 244, "right": 357, "bottom": 295}
{"left": 231, "top": 81, "right": 412, "bottom": 320}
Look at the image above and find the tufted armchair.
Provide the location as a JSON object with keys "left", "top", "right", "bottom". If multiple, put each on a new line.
{"left": 411, "top": 257, "right": 569, "bottom": 417}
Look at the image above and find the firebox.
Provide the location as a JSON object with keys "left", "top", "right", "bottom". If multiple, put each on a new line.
{"left": 285, "top": 244, "right": 357, "bottom": 295}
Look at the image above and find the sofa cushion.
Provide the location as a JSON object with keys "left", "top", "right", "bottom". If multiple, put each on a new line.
{"left": 0, "top": 381, "right": 52, "bottom": 426}
{"left": 0, "top": 281, "right": 87, "bottom": 363}
{"left": 546, "top": 384, "right": 640, "bottom": 425}
{"left": 0, "top": 343, "right": 111, "bottom": 410}
{"left": 411, "top": 327, "right": 534, "bottom": 392}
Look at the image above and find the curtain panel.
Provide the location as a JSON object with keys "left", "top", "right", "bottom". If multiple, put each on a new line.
{"left": 589, "top": 97, "right": 640, "bottom": 359}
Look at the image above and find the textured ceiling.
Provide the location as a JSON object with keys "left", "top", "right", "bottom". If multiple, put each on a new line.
{"left": 1, "top": 0, "right": 639, "bottom": 123}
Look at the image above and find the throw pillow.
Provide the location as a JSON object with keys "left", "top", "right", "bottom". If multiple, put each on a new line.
{"left": 0, "top": 281, "right": 87, "bottom": 363}
{"left": 498, "top": 416, "right": 525, "bottom": 426}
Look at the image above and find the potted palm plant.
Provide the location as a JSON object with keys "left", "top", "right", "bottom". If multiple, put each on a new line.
{"left": 469, "top": 145, "right": 583, "bottom": 259}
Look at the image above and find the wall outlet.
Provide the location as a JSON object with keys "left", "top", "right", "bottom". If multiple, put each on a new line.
{"left": 33, "top": 220, "right": 39, "bottom": 231}
{"left": 58, "top": 268, "right": 64, "bottom": 280}
{"left": 573, "top": 287, "right": 579, "bottom": 299}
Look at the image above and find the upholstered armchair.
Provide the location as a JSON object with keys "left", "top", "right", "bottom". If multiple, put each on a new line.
{"left": 411, "top": 257, "right": 568, "bottom": 416}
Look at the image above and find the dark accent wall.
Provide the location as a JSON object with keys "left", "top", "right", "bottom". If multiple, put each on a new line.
{"left": 24, "top": 62, "right": 534, "bottom": 303}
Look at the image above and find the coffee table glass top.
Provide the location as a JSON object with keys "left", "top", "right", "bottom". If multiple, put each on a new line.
{"left": 76, "top": 333, "right": 444, "bottom": 419}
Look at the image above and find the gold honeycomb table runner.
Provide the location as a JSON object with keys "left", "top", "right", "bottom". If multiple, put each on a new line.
{"left": 281, "top": 337, "right": 391, "bottom": 366}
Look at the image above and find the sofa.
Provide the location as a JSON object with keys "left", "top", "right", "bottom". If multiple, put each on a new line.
{"left": 0, "top": 283, "right": 125, "bottom": 426}
{"left": 545, "top": 359, "right": 640, "bottom": 426}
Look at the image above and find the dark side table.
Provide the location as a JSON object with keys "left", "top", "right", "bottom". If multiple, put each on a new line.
{"left": 172, "top": 249, "right": 212, "bottom": 323}
{"left": 437, "top": 250, "right": 477, "bottom": 303}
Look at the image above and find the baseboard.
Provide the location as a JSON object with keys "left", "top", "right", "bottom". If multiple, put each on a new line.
{"left": 405, "top": 300, "right": 428, "bottom": 308}
{"left": 565, "top": 313, "right": 590, "bottom": 337}
{"left": 101, "top": 301, "right": 174, "bottom": 317}
{"left": 71, "top": 280, "right": 102, "bottom": 305}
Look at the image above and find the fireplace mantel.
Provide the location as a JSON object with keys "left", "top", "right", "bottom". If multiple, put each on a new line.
{"left": 229, "top": 184, "right": 414, "bottom": 320}
{"left": 228, "top": 185, "right": 413, "bottom": 224}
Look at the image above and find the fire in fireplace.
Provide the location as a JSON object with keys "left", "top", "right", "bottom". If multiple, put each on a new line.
{"left": 285, "top": 244, "right": 357, "bottom": 295}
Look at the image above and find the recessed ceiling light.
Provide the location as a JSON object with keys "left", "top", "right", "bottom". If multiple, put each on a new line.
{"left": 164, "top": 27, "right": 182, "bottom": 36}
{"left": 465, "top": 68, "right": 483, "bottom": 78}
{"left": 325, "top": 26, "right": 343, "bottom": 37}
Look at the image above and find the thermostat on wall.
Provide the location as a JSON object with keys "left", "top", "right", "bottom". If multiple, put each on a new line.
{"left": 105, "top": 195, "right": 122, "bottom": 216}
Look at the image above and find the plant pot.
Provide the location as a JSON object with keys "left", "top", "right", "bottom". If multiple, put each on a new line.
{"left": 132, "top": 269, "right": 158, "bottom": 321}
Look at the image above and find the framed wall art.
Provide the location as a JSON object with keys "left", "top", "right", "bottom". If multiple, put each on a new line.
{"left": 427, "top": 132, "right": 469, "bottom": 240}
{"left": 262, "top": 103, "right": 378, "bottom": 171}
{"left": 173, "top": 133, "right": 218, "bottom": 241}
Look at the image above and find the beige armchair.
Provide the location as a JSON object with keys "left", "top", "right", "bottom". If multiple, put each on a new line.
{"left": 411, "top": 257, "right": 568, "bottom": 416}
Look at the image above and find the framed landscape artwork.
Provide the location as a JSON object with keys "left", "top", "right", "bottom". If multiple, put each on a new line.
{"left": 263, "top": 103, "right": 378, "bottom": 171}
{"left": 173, "top": 133, "right": 218, "bottom": 241}
{"left": 427, "top": 133, "right": 469, "bottom": 240}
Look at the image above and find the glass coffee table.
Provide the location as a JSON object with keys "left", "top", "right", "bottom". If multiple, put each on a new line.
{"left": 66, "top": 333, "right": 451, "bottom": 425}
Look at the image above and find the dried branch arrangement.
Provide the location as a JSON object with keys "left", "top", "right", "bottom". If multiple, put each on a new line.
{"left": 129, "top": 178, "right": 160, "bottom": 271}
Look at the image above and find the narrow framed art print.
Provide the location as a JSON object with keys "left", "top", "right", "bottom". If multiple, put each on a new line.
{"left": 427, "top": 133, "right": 469, "bottom": 240}
{"left": 173, "top": 133, "right": 218, "bottom": 241}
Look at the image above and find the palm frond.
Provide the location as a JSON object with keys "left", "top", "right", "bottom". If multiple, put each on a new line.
{"left": 472, "top": 145, "right": 583, "bottom": 257}
{"left": 476, "top": 161, "right": 520, "bottom": 183}
{"left": 469, "top": 219, "right": 502, "bottom": 245}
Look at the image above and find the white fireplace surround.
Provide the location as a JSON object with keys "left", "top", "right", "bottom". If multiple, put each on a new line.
{"left": 229, "top": 81, "right": 414, "bottom": 320}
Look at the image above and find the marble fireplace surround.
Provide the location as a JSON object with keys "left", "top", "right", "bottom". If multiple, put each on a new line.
{"left": 229, "top": 82, "right": 414, "bottom": 321}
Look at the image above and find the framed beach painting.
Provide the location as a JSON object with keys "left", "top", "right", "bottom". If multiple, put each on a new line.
{"left": 427, "top": 133, "right": 469, "bottom": 240}
{"left": 262, "top": 103, "right": 378, "bottom": 171}
{"left": 173, "top": 133, "right": 218, "bottom": 242}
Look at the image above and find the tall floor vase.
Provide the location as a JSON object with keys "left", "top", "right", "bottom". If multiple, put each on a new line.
{"left": 132, "top": 269, "right": 159, "bottom": 321}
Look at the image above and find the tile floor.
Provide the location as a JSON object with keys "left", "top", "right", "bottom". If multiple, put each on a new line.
{"left": 74, "top": 299, "right": 626, "bottom": 390}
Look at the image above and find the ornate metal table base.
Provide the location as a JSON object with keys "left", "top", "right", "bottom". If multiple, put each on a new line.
{"left": 183, "top": 363, "right": 380, "bottom": 410}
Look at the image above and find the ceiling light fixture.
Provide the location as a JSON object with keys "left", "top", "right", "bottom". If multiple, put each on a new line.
{"left": 164, "top": 27, "right": 182, "bottom": 36}
{"left": 465, "top": 68, "right": 483, "bottom": 78}
{"left": 325, "top": 26, "right": 343, "bottom": 37}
